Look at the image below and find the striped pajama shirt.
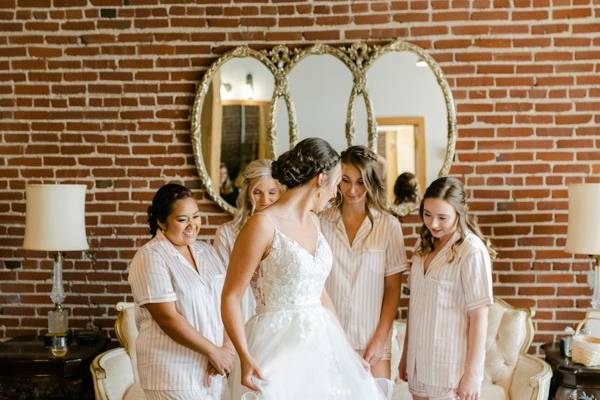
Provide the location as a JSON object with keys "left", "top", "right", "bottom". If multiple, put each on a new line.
{"left": 320, "top": 207, "right": 409, "bottom": 357}
{"left": 128, "top": 230, "right": 225, "bottom": 398}
{"left": 406, "top": 231, "right": 493, "bottom": 396}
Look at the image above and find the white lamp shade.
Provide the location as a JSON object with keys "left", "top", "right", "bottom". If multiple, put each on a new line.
{"left": 23, "top": 184, "right": 89, "bottom": 251}
{"left": 565, "top": 183, "right": 600, "bottom": 255}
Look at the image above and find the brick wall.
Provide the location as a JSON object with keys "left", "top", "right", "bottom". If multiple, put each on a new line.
{"left": 1, "top": 0, "right": 599, "bottom": 352}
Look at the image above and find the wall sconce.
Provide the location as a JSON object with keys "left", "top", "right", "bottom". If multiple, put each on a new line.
{"left": 22, "top": 184, "right": 89, "bottom": 346}
{"left": 565, "top": 183, "right": 600, "bottom": 309}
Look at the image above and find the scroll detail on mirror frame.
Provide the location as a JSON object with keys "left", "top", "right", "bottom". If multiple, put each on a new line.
{"left": 190, "top": 39, "right": 457, "bottom": 217}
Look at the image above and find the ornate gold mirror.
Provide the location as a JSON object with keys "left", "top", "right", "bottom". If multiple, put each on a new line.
{"left": 191, "top": 40, "right": 456, "bottom": 216}
{"left": 363, "top": 41, "right": 457, "bottom": 216}
{"left": 281, "top": 49, "right": 354, "bottom": 153}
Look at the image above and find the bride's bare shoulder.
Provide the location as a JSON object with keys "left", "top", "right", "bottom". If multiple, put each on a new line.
{"left": 240, "top": 212, "right": 276, "bottom": 238}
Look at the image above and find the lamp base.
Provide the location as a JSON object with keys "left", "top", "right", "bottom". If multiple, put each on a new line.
{"left": 588, "top": 265, "right": 600, "bottom": 309}
{"left": 48, "top": 307, "right": 68, "bottom": 336}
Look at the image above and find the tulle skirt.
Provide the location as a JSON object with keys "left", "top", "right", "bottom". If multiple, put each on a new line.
{"left": 227, "top": 304, "right": 388, "bottom": 400}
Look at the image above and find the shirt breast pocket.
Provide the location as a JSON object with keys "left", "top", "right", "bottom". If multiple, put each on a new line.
{"left": 362, "top": 248, "right": 386, "bottom": 275}
{"left": 428, "top": 277, "right": 456, "bottom": 310}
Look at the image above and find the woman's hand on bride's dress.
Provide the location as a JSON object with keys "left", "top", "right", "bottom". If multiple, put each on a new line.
{"left": 363, "top": 335, "right": 386, "bottom": 367}
{"left": 241, "top": 355, "right": 266, "bottom": 391}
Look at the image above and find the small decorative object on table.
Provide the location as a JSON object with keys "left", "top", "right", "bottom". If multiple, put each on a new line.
{"left": 572, "top": 316, "right": 600, "bottom": 367}
{"left": 561, "top": 326, "right": 575, "bottom": 358}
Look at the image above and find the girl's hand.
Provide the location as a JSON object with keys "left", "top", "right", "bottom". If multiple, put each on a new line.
{"left": 240, "top": 355, "right": 267, "bottom": 392}
{"left": 456, "top": 371, "right": 481, "bottom": 400}
{"left": 363, "top": 335, "right": 386, "bottom": 367}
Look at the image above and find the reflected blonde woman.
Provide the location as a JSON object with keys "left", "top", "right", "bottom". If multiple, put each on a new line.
{"left": 213, "top": 159, "right": 283, "bottom": 321}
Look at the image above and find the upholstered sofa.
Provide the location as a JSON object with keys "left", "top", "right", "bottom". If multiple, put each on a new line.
{"left": 392, "top": 298, "right": 552, "bottom": 400}
{"left": 90, "top": 302, "right": 144, "bottom": 400}
{"left": 91, "top": 298, "right": 552, "bottom": 400}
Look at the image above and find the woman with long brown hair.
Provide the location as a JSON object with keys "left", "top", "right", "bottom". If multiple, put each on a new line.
{"left": 320, "top": 145, "right": 408, "bottom": 379}
{"left": 399, "top": 176, "right": 495, "bottom": 400}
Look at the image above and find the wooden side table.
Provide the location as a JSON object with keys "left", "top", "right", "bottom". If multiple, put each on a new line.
{"left": 0, "top": 331, "right": 109, "bottom": 400}
{"left": 542, "top": 342, "right": 600, "bottom": 400}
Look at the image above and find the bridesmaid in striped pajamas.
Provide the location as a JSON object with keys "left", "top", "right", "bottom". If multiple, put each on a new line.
{"left": 128, "top": 183, "right": 235, "bottom": 400}
{"left": 398, "top": 177, "right": 495, "bottom": 400}
{"left": 213, "top": 159, "right": 283, "bottom": 322}
{"left": 320, "top": 145, "right": 409, "bottom": 379}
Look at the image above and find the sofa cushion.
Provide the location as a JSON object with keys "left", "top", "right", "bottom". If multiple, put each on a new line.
{"left": 484, "top": 302, "right": 528, "bottom": 393}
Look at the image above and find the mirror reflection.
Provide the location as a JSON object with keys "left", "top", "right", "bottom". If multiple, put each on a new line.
{"left": 200, "top": 57, "right": 274, "bottom": 207}
{"left": 191, "top": 41, "right": 456, "bottom": 216}
{"left": 282, "top": 54, "right": 353, "bottom": 153}
{"left": 367, "top": 50, "right": 449, "bottom": 208}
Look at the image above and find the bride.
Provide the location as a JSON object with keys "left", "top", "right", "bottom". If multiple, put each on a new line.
{"left": 221, "top": 138, "right": 388, "bottom": 399}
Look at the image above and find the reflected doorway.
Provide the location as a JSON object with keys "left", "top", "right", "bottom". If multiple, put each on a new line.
{"left": 376, "top": 117, "right": 426, "bottom": 205}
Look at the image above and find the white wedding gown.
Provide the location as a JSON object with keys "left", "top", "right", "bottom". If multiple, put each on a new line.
{"left": 228, "top": 227, "right": 387, "bottom": 400}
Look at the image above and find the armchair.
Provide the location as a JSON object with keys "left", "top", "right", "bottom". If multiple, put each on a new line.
{"left": 392, "top": 297, "right": 552, "bottom": 400}
{"left": 90, "top": 302, "right": 144, "bottom": 400}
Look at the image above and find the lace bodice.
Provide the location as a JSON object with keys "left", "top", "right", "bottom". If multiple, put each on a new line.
{"left": 252, "top": 228, "right": 332, "bottom": 312}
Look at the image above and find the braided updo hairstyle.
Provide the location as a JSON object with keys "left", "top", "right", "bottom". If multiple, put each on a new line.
{"left": 271, "top": 137, "right": 340, "bottom": 189}
{"left": 147, "top": 183, "right": 193, "bottom": 236}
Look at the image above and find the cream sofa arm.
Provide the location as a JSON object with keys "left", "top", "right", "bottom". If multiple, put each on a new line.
{"left": 509, "top": 354, "right": 552, "bottom": 400}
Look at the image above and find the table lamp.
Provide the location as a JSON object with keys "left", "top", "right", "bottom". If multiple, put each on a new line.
{"left": 22, "top": 184, "right": 89, "bottom": 338}
{"left": 565, "top": 183, "right": 600, "bottom": 309}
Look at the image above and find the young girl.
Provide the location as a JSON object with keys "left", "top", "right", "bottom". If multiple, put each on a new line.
{"left": 320, "top": 145, "right": 408, "bottom": 379}
{"left": 399, "top": 176, "right": 495, "bottom": 400}
{"left": 213, "top": 159, "right": 283, "bottom": 321}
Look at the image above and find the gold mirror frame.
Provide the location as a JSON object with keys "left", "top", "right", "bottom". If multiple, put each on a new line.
{"left": 362, "top": 40, "right": 457, "bottom": 216}
{"left": 190, "top": 40, "right": 457, "bottom": 217}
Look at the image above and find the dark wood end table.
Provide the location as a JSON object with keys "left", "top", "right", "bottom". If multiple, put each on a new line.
{"left": 542, "top": 342, "right": 600, "bottom": 400}
{"left": 0, "top": 331, "right": 109, "bottom": 400}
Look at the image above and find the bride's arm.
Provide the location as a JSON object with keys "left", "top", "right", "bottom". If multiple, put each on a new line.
{"left": 221, "top": 214, "right": 272, "bottom": 389}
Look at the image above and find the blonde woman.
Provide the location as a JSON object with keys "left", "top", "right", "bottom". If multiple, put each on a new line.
{"left": 320, "top": 145, "right": 408, "bottom": 379}
{"left": 213, "top": 159, "right": 283, "bottom": 321}
{"left": 399, "top": 176, "right": 495, "bottom": 400}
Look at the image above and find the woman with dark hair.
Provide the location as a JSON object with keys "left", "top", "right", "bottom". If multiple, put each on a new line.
{"left": 398, "top": 176, "right": 495, "bottom": 400}
{"left": 128, "top": 183, "right": 235, "bottom": 400}
{"left": 222, "top": 138, "right": 388, "bottom": 399}
{"left": 320, "top": 145, "right": 408, "bottom": 379}
{"left": 393, "top": 171, "right": 419, "bottom": 206}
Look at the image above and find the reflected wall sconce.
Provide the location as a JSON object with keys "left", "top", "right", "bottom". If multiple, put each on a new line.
{"left": 242, "top": 73, "right": 254, "bottom": 100}
{"left": 416, "top": 58, "right": 428, "bottom": 67}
